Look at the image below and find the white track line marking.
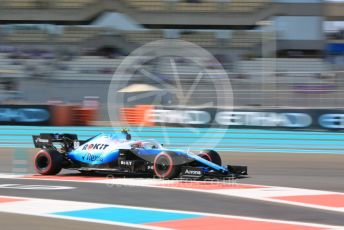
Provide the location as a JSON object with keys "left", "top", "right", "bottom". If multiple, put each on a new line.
{"left": 1, "top": 173, "right": 344, "bottom": 213}
{"left": 0, "top": 195, "right": 341, "bottom": 229}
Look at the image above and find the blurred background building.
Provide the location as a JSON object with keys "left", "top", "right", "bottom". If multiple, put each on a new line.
{"left": 0, "top": 0, "right": 343, "bottom": 121}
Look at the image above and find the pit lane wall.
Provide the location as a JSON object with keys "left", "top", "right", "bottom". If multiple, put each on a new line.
{"left": 121, "top": 105, "right": 344, "bottom": 131}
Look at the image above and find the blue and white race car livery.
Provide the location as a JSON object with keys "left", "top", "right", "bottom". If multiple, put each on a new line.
{"left": 32, "top": 130, "right": 247, "bottom": 179}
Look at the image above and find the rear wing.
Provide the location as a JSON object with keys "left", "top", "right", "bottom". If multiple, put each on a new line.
{"left": 33, "top": 133, "right": 78, "bottom": 149}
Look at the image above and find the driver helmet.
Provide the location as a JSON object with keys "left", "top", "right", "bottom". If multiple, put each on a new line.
{"left": 121, "top": 128, "right": 131, "bottom": 140}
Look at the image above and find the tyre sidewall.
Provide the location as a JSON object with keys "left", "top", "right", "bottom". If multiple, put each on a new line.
{"left": 34, "top": 150, "right": 62, "bottom": 175}
{"left": 199, "top": 149, "right": 222, "bottom": 165}
{"left": 153, "top": 151, "right": 181, "bottom": 179}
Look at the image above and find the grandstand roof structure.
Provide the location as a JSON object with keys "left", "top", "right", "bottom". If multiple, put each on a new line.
{"left": 0, "top": 0, "right": 332, "bottom": 29}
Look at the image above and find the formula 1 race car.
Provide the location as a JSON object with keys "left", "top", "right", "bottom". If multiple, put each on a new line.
{"left": 32, "top": 129, "right": 247, "bottom": 179}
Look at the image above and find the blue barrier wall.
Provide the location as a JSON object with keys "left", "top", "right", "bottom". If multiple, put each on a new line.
{"left": 0, "top": 126, "right": 343, "bottom": 154}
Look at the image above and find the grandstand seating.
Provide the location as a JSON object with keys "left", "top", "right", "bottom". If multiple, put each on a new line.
{"left": 1, "top": 0, "right": 95, "bottom": 9}
{"left": 180, "top": 32, "right": 217, "bottom": 48}
{"left": 233, "top": 58, "right": 330, "bottom": 85}
{"left": 57, "top": 27, "right": 107, "bottom": 43}
{"left": 123, "top": 31, "right": 164, "bottom": 45}
{"left": 121, "top": 30, "right": 262, "bottom": 49}
{"left": 54, "top": 56, "right": 121, "bottom": 80}
{"left": 24, "top": 56, "right": 334, "bottom": 81}
{"left": 1, "top": 27, "right": 108, "bottom": 43}
{"left": 53, "top": 0, "right": 95, "bottom": 9}
{"left": 229, "top": 31, "right": 261, "bottom": 48}
{"left": 123, "top": 30, "right": 218, "bottom": 47}
{"left": 3, "top": 29, "right": 49, "bottom": 43}
{"left": 2, "top": 0, "right": 38, "bottom": 9}
{"left": 0, "top": 53, "right": 24, "bottom": 72}
{"left": 0, "top": 53, "right": 28, "bottom": 79}
{"left": 124, "top": 0, "right": 271, "bottom": 13}
{"left": 235, "top": 58, "right": 328, "bottom": 74}
{"left": 2, "top": 26, "right": 262, "bottom": 49}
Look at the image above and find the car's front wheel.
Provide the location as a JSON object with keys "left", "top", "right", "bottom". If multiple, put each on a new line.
{"left": 34, "top": 149, "right": 63, "bottom": 175}
{"left": 198, "top": 149, "right": 222, "bottom": 165}
{"left": 153, "top": 151, "right": 181, "bottom": 179}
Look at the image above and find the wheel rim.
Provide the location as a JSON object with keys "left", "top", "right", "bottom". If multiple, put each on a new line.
{"left": 154, "top": 154, "right": 173, "bottom": 177}
{"left": 157, "top": 158, "right": 169, "bottom": 172}
{"left": 36, "top": 154, "right": 50, "bottom": 171}
{"left": 200, "top": 154, "right": 212, "bottom": 162}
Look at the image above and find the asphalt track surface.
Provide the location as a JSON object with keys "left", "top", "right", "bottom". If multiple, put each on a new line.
{"left": 0, "top": 212, "right": 134, "bottom": 230}
{"left": 1, "top": 149, "right": 344, "bottom": 229}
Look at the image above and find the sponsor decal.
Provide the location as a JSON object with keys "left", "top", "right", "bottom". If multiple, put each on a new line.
{"left": 143, "top": 107, "right": 344, "bottom": 130}
{"left": 147, "top": 109, "right": 211, "bottom": 125}
{"left": 0, "top": 108, "right": 50, "bottom": 123}
{"left": 82, "top": 153, "right": 103, "bottom": 162}
{"left": 146, "top": 165, "right": 154, "bottom": 170}
{"left": 184, "top": 169, "right": 202, "bottom": 175}
{"left": 36, "top": 138, "right": 49, "bottom": 143}
{"left": 148, "top": 109, "right": 312, "bottom": 128}
{"left": 73, "top": 141, "right": 80, "bottom": 149}
{"left": 215, "top": 112, "right": 312, "bottom": 128}
{"left": 82, "top": 144, "right": 109, "bottom": 151}
{"left": 120, "top": 160, "right": 134, "bottom": 166}
{"left": 319, "top": 114, "right": 344, "bottom": 129}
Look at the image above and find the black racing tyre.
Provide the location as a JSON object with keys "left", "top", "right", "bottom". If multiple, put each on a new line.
{"left": 34, "top": 149, "right": 63, "bottom": 175}
{"left": 153, "top": 151, "right": 182, "bottom": 179}
{"left": 198, "top": 149, "right": 222, "bottom": 166}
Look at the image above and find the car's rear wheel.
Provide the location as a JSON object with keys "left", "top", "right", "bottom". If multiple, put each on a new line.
{"left": 153, "top": 151, "right": 181, "bottom": 179}
{"left": 198, "top": 149, "right": 222, "bottom": 165}
{"left": 34, "top": 149, "right": 63, "bottom": 175}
